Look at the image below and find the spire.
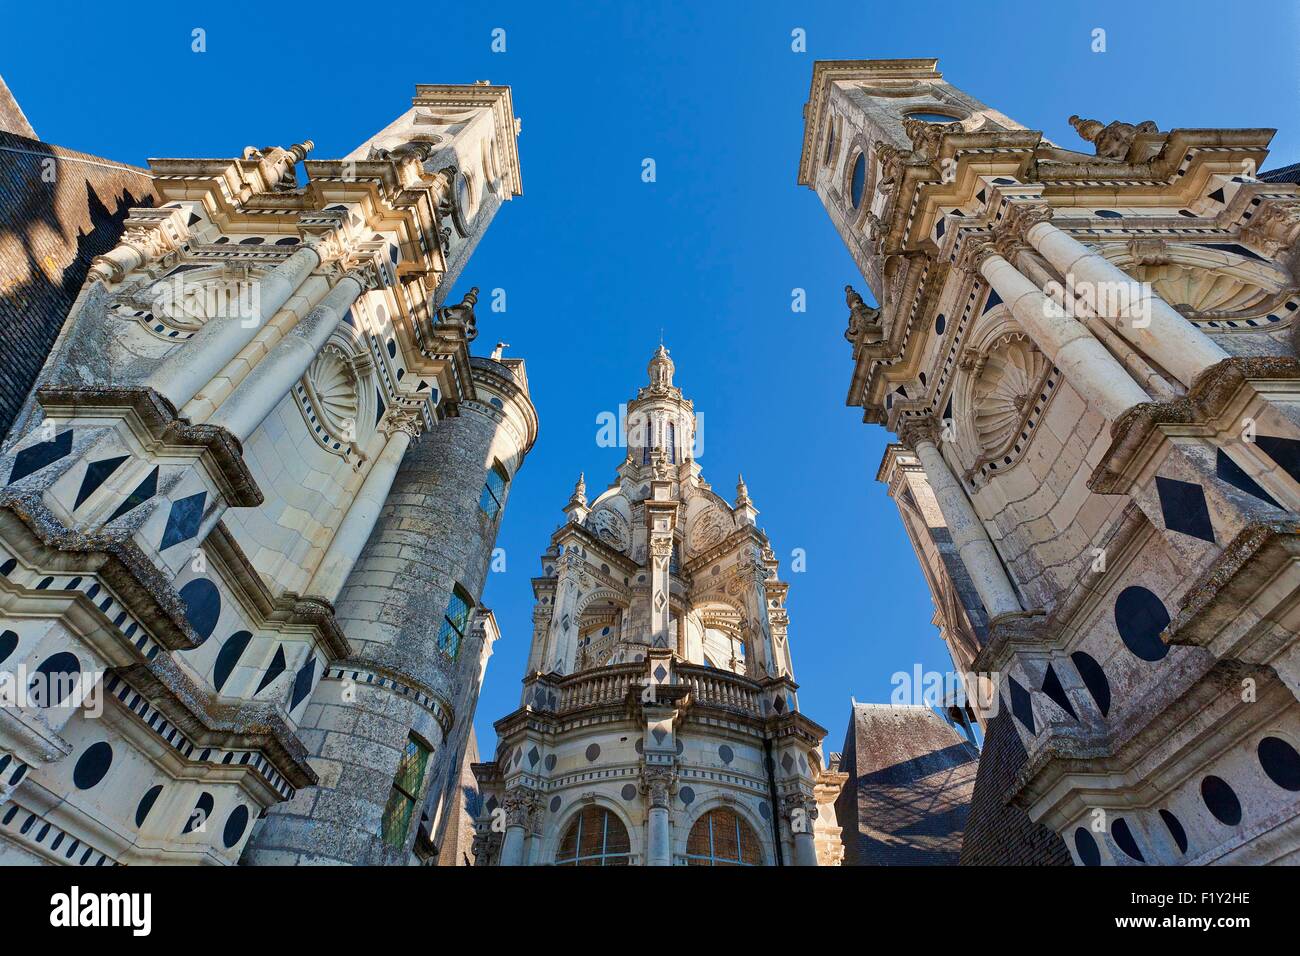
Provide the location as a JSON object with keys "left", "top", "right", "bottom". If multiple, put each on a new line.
{"left": 736, "top": 473, "right": 751, "bottom": 507}
{"left": 647, "top": 343, "right": 675, "bottom": 390}
{"left": 563, "top": 472, "right": 589, "bottom": 523}
{"left": 734, "top": 473, "right": 758, "bottom": 526}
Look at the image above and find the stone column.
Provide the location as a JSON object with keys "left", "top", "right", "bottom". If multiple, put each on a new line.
{"left": 498, "top": 788, "right": 538, "bottom": 867}
{"left": 544, "top": 549, "right": 584, "bottom": 674}
{"left": 782, "top": 794, "right": 819, "bottom": 866}
{"left": 1024, "top": 220, "right": 1227, "bottom": 387}
{"left": 642, "top": 766, "right": 675, "bottom": 866}
{"left": 899, "top": 419, "right": 1022, "bottom": 620}
{"left": 305, "top": 411, "right": 420, "bottom": 604}
{"left": 645, "top": 479, "right": 678, "bottom": 652}
{"left": 145, "top": 244, "right": 321, "bottom": 408}
{"left": 975, "top": 247, "right": 1149, "bottom": 421}
{"left": 207, "top": 269, "right": 366, "bottom": 442}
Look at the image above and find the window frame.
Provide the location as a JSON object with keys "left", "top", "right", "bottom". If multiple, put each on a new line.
{"left": 437, "top": 585, "right": 473, "bottom": 659}
{"left": 478, "top": 460, "right": 509, "bottom": 520}
{"left": 554, "top": 805, "right": 632, "bottom": 866}
{"left": 683, "top": 807, "right": 762, "bottom": 866}
{"left": 380, "top": 734, "right": 432, "bottom": 849}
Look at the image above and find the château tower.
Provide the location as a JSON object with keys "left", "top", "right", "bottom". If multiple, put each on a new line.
{"left": 799, "top": 58, "right": 1300, "bottom": 865}
{"left": 472, "top": 347, "right": 844, "bottom": 866}
{"left": 0, "top": 83, "right": 533, "bottom": 865}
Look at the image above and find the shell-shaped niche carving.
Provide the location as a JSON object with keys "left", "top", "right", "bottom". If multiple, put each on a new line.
{"left": 303, "top": 345, "right": 360, "bottom": 451}
{"left": 586, "top": 506, "right": 630, "bottom": 553}
{"left": 1132, "top": 262, "right": 1272, "bottom": 314}
{"left": 971, "top": 335, "right": 1049, "bottom": 455}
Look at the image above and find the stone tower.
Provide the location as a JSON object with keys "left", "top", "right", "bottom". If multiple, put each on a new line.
{"left": 799, "top": 58, "right": 1300, "bottom": 864}
{"left": 472, "top": 347, "right": 844, "bottom": 866}
{"left": 0, "top": 83, "right": 530, "bottom": 865}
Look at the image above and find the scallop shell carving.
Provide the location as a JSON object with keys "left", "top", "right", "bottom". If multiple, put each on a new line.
{"left": 972, "top": 337, "right": 1049, "bottom": 455}
{"left": 305, "top": 347, "right": 359, "bottom": 445}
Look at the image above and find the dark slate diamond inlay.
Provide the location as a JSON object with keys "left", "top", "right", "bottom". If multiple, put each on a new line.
{"left": 8, "top": 429, "right": 72, "bottom": 485}
{"left": 107, "top": 466, "right": 159, "bottom": 524}
{"left": 544, "top": 754, "right": 557, "bottom": 771}
{"left": 1256, "top": 434, "right": 1300, "bottom": 486}
{"left": 528, "top": 746, "right": 540, "bottom": 767}
{"left": 160, "top": 491, "right": 207, "bottom": 550}
{"left": 74, "top": 455, "right": 128, "bottom": 509}
{"left": 1155, "top": 475, "right": 1215, "bottom": 543}
{"left": 255, "top": 645, "right": 287, "bottom": 694}
{"left": 651, "top": 728, "right": 666, "bottom": 746}
{"left": 1040, "top": 664, "right": 1077, "bottom": 720}
{"left": 780, "top": 752, "right": 795, "bottom": 773}
{"left": 289, "top": 655, "right": 316, "bottom": 711}
{"left": 1215, "top": 449, "right": 1278, "bottom": 508}
{"left": 1007, "top": 675, "right": 1035, "bottom": 733}
{"left": 653, "top": 664, "right": 668, "bottom": 682}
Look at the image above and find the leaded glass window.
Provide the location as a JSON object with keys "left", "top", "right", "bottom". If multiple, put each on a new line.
{"left": 479, "top": 461, "right": 509, "bottom": 520}
{"left": 684, "top": 808, "right": 761, "bottom": 866}
{"left": 381, "top": 735, "right": 431, "bottom": 849}
{"left": 555, "top": 806, "right": 631, "bottom": 866}
{"left": 437, "top": 586, "right": 472, "bottom": 659}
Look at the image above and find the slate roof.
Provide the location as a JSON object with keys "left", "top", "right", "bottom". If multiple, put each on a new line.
{"left": 835, "top": 701, "right": 979, "bottom": 865}
{"left": 1258, "top": 162, "right": 1300, "bottom": 184}
{"left": 0, "top": 128, "right": 156, "bottom": 440}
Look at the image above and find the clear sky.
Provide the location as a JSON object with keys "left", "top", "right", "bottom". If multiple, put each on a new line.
{"left": 4, "top": 1, "right": 1297, "bottom": 756}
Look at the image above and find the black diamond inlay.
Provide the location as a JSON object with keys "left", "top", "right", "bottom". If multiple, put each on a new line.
{"left": 1070, "top": 650, "right": 1111, "bottom": 717}
{"left": 107, "top": 466, "right": 159, "bottom": 524}
{"left": 1039, "top": 664, "right": 1077, "bottom": 720}
{"left": 8, "top": 429, "right": 72, "bottom": 484}
{"left": 74, "top": 455, "right": 128, "bottom": 509}
{"left": 289, "top": 655, "right": 316, "bottom": 710}
{"left": 1214, "top": 448, "right": 1278, "bottom": 508}
{"left": 256, "top": 646, "right": 287, "bottom": 694}
{"left": 653, "top": 664, "right": 667, "bottom": 682}
{"left": 160, "top": 491, "right": 207, "bottom": 550}
{"left": 1007, "top": 675, "right": 1035, "bottom": 733}
{"left": 1256, "top": 434, "right": 1300, "bottom": 487}
{"left": 1155, "top": 475, "right": 1215, "bottom": 543}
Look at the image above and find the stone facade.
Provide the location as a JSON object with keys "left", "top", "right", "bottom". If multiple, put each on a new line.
{"left": 0, "top": 82, "right": 534, "bottom": 865}
{"left": 472, "top": 348, "right": 845, "bottom": 865}
{"left": 800, "top": 58, "right": 1300, "bottom": 865}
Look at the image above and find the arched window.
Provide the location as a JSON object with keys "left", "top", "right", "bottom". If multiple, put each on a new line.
{"left": 555, "top": 806, "right": 631, "bottom": 866}
{"left": 478, "top": 461, "right": 509, "bottom": 520}
{"left": 666, "top": 422, "right": 676, "bottom": 464}
{"left": 437, "top": 585, "right": 473, "bottom": 659}
{"left": 685, "top": 808, "right": 761, "bottom": 866}
{"left": 381, "top": 734, "right": 431, "bottom": 849}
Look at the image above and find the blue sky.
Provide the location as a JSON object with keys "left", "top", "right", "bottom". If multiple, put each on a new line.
{"left": 4, "top": 1, "right": 1297, "bottom": 755}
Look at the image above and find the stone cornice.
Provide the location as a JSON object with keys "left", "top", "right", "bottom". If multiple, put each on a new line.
{"left": 35, "top": 385, "right": 263, "bottom": 508}
{"left": 1089, "top": 356, "right": 1300, "bottom": 495}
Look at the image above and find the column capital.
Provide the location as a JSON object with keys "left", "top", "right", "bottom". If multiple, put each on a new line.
{"left": 380, "top": 408, "right": 422, "bottom": 440}
{"left": 640, "top": 764, "right": 677, "bottom": 809}
{"left": 1000, "top": 201, "right": 1054, "bottom": 244}
{"left": 896, "top": 416, "right": 942, "bottom": 450}
{"left": 502, "top": 786, "right": 542, "bottom": 829}
{"left": 954, "top": 235, "right": 1000, "bottom": 275}
{"left": 779, "top": 792, "right": 818, "bottom": 822}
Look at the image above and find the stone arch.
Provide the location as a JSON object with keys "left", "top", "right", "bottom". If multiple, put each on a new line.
{"left": 674, "top": 792, "right": 773, "bottom": 866}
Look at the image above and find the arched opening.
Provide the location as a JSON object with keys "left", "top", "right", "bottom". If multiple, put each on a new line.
{"left": 555, "top": 805, "right": 631, "bottom": 866}
{"left": 685, "top": 807, "right": 761, "bottom": 866}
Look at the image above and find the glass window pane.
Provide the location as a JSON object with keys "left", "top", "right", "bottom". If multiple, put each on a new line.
{"left": 712, "top": 811, "right": 740, "bottom": 861}
{"left": 394, "top": 738, "right": 429, "bottom": 797}
{"left": 381, "top": 788, "right": 414, "bottom": 848}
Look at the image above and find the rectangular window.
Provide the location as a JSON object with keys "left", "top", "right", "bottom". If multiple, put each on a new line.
{"left": 437, "top": 587, "right": 472, "bottom": 659}
{"left": 478, "top": 462, "right": 509, "bottom": 520}
{"left": 381, "top": 735, "right": 431, "bottom": 848}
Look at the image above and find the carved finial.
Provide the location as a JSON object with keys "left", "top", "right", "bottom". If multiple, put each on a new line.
{"left": 648, "top": 343, "right": 675, "bottom": 389}
{"left": 490, "top": 340, "right": 509, "bottom": 360}
{"left": 436, "top": 286, "right": 480, "bottom": 342}
{"left": 736, "top": 473, "right": 751, "bottom": 507}
{"left": 569, "top": 472, "right": 587, "bottom": 507}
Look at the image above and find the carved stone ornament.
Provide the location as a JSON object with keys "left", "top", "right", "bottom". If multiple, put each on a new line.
{"left": 844, "top": 284, "right": 882, "bottom": 343}
{"left": 896, "top": 416, "right": 942, "bottom": 450}
{"left": 587, "top": 506, "right": 630, "bottom": 552}
{"left": 641, "top": 765, "right": 677, "bottom": 809}
{"left": 1068, "top": 115, "right": 1159, "bottom": 161}
{"left": 502, "top": 787, "right": 542, "bottom": 829}
{"left": 970, "top": 334, "right": 1050, "bottom": 456}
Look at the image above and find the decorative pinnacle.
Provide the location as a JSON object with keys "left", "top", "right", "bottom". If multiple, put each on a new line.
{"left": 736, "top": 473, "right": 751, "bottom": 507}
{"left": 568, "top": 472, "right": 587, "bottom": 509}
{"left": 287, "top": 140, "right": 314, "bottom": 163}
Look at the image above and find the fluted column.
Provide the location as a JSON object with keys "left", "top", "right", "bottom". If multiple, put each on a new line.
{"left": 976, "top": 247, "right": 1149, "bottom": 421}
{"left": 305, "top": 412, "right": 420, "bottom": 603}
{"left": 1024, "top": 220, "right": 1227, "bottom": 387}
{"left": 145, "top": 244, "right": 322, "bottom": 408}
{"left": 900, "top": 419, "right": 1022, "bottom": 620}
{"left": 207, "top": 270, "right": 366, "bottom": 442}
